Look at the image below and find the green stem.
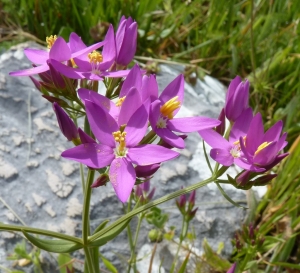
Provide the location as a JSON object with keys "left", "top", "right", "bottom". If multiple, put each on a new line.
{"left": 126, "top": 196, "right": 136, "bottom": 273}
{"left": 82, "top": 169, "right": 97, "bottom": 272}
{"left": 89, "top": 176, "right": 215, "bottom": 243}
{"left": 170, "top": 216, "right": 186, "bottom": 273}
{"left": 80, "top": 164, "right": 86, "bottom": 195}
{"left": 140, "top": 130, "right": 157, "bottom": 144}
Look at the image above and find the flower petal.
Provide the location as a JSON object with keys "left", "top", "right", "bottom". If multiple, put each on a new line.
{"left": 62, "top": 143, "right": 114, "bottom": 168}
{"left": 120, "top": 64, "right": 142, "bottom": 98}
{"left": 141, "top": 74, "right": 158, "bottom": 102}
{"left": 159, "top": 74, "right": 184, "bottom": 117}
{"left": 245, "top": 113, "right": 264, "bottom": 155}
{"left": 229, "top": 108, "right": 253, "bottom": 143}
{"left": 127, "top": 144, "right": 179, "bottom": 165}
{"left": 168, "top": 116, "right": 220, "bottom": 133}
{"left": 85, "top": 100, "right": 118, "bottom": 147}
{"left": 156, "top": 128, "right": 185, "bottom": 149}
{"left": 199, "top": 129, "right": 231, "bottom": 149}
{"left": 253, "top": 141, "right": 278, "bottom": 166}
{"left": 69, "top": 32, "right": 87, "bottom": 53}
{"left": 109, "top": 157, "right": 136, "bottom": 202}
{"left": 125, "top": 104, "right": 148, "bottom": 147}
{"left": 49, "top": 59, "right": 84, "bottom": 79}
{"left": 118, "top": 87, "right": 142, "bottom": 126}
{"left": 78, "top": 128, "right": 96, "bottom": 144}
{"left": 49, "top": 37, "right": 71, "bottom": 62}
{"left": 210, "top": 148, "right": 233, "bottom": 166}
{"left": 24, "top": 49, "right": 49, "bottom": 64}
{"left": 9, "top": 64, "right": 49, "bottom": 77}
{"left": 262, "top": 120, "right": 283, "bottom": 143}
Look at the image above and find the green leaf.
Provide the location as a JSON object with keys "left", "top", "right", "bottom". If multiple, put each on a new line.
{"left": 22, "top": 231, "right": 83, "bottom": 253}
{"left": 176, "top": 251, "right": 190, "bottom": 273}
{"left": 100, "top": 254, "right": 118, "bottom": 273}
{"left": 93, "top": 220, "right": 110, "bottom": 235}
{"left": 89, "top": 219, "right": 131, "bottom": 247}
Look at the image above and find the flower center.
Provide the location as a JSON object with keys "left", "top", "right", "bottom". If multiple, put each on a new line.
{"left": 156, "top": 116, "right": 168, "bottom": 128}
{"left": 230, "top": 136, "right": 246, "bottom": 158}
{"left": 112, "top": 130, "right": 127, "bottom": 157}
{"left": 254, "top": 141, "right": 272, "bottom": 155}
{"left": 160, "top": 96, "right": 181, "bottom": 119}
{"left": 88, "top": 50, "right": 103, "bottom": 64}
{"left": 115, "top": 96, "right": 126, "bottom": 107}
{"left": 46, "top": 35, "right": 57, "bottom": 49}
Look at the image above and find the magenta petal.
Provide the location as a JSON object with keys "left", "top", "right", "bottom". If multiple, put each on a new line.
{"left": 253, "top": 142, "right": 278, "bottom": 165}
{"left": 78, "top": 88, "right": 117, "bottom": 118}
{"left": 159, "top": 75, "right": 184, "bottom": 113}
{"left": 235, "top": 157, "right": 265, "bottom": 172}
{"left": 78, "top": 128, "right": 96, "bottom": 144}
{"left": 127, "top": 144, "right": 179, "bottom": 165}
{"left": 24, "top": 49, "right": 49, "bottom": 64}
{"left": 277, "top": 132, "right": 287, "bottom": 150}
{"left": 210, "top": 148, "right": 233, "bottom": 166}
{"left": 102, "top": 70, "right": 130, "bottom": 78}
{"left": 120, "top": 64, "right": 142, "bottom": 98}
{"left": 149, "top": 100, "right": 162, "bottom": 129}
{"left": 85, "top": 100, "right": 118, "bottom": 147}
{"left": 62, "top": 143, "right": 114, "bottom": 168}
{"left": 49, "top": 37, "right": 71, "bottom": 61}
{"left": 157, "top": 128, "right": 185, "bottom": 149}
{"left": 49, "top": 59, "right": 84, "bottom": 79}
{"left": 245, "top": 113, "right": 264, "bottom": 154}
{"left": 225, "top": 76, "right": 241, "bottom": 103}
{"left": 142, "top": 74, "right": 158, "bottom": 102}
{"left": 118, "top": 87, "right": 142, "bottom": 126}
{"left": 99, "top": 25, "right": 116, "bottom": 71}
{"left": 168, "top": 117, "right": 220, "bottom": 133}
{"left": 9, "top": 64, "right": 49, "bottom": 77}
{"left": 229, "top": 108, "right": 253, "bottom": 143}
{"left": 262, "top": 120, "right": 283, "bottom": 143}
{"left": 199, "top": 129, "right": 231, "bottom": 149}
{"left": 109, "top": 157, "right": 136, "bottom": 202}
{"left": 69, "top": 32, "right": 87, "bottom": 53}
{"left": 71, "top": 40, "right": 106, "bottom": 59}
{"left": 126, "top": 104, "right": 148, "bottom": 147}
{"left": 135, "top": 164, "right": 160, "bottom": 177}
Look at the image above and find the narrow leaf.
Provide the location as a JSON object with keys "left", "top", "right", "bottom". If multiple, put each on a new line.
{"left": 22, "top": 231, "right": 83, "bottom": 253}
{"left": 100, "top": 254, "right": 118, "bottom": 273}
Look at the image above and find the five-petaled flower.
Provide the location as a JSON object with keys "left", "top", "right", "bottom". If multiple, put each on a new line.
{"left": 149, "top": 75, "right": 221, "bottom": 149}
{"left": 62, "top": 101, "right": 179, "bottom": 202}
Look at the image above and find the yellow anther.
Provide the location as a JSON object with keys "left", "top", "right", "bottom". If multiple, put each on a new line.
{"left": 255, "top": 141, "right": 272, "bottom": 155}
{"left": 160, "top": 96, "right": 181, "bottom": 119}
{"left": 233, "top": 136, "right": 246, "bottom": 147}
{"left": 115, "top": 96, "right": 126, "bottom": 107}
{"left": 46, "top": 35, "right": 57, "bottom": 49}
{"left": 88, "top": 50, "right": 103, "bottom": 64}
{"left": 113, "top": 131, "right": 127, "bottom": 152}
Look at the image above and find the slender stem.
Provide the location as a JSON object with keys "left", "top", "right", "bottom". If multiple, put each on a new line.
{"left": 140, "top": 130, "right": 157, "bottom": 144}
{"left": 84, "top": 247, "right": 96, "bottom": 273}
{"left": 80, "top": 164, "right": 86, "bottom": 195}
{"left": 89, "top": 177, "right": 215, "bottom": 242}
{"left": 126, "top": 196, "right": 136, "bottom": 273}
{"left": 82, "top": 169, "right": 97, "bottom": 272}
{"left": 170, "top": 217, "right": 185, "bottom": 273}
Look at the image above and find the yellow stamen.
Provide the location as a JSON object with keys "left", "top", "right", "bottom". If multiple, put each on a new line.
{"left": 255, "top": 141, "right": 272, "bottom": 155}
{"left": 88, "top": 50, "right": 103, "bottom": 64}
{"left": 160, "top": 96, "right": 181, "bottom": 119}
{"left": 46, "top": 35, "right": 57, "bottom": 49}
{"left": 113, "top": 131, "right": 127, "bottom": 152}
{"left": 233, "top": 136, "right": 246, "bottom": 147}
{"left": 115, "top": 96, "right": 126, "bottom": 107}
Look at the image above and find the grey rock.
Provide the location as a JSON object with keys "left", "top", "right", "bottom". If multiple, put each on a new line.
{"left": 0, "top": 43, "right": 247, "bottom": 272}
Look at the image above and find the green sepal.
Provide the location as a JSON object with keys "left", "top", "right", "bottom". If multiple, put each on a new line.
{"left": 215, "top": 182, "right": 248, "bottom": 209}
{"left": 22, "top": 230, "right": 83, "bottom": 253}
{"left": 93, "top": 219, "right": 110, "bottom": 235}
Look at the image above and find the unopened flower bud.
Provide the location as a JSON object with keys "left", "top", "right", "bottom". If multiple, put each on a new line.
{"left": 91, "top": 173, "right": 109, "bottom": 188}
{"left": 135, "top": 164, "right": 160, "bottom": 177}
{"left": 29, "top": 76, "right": 41, "bottom": 91}
{"left": 48, "top": 61, "right": 66, "bottom": 89}
{"left": 148, "top": 229, "right": 163, "bottom": 243}
{"left": 226, "top": 263, "right": 237, "bottom": 273}
{"left": 253, "top": 174, "right": 277, "bottom": 186}
{"left": 53, "top": 102, "right": 79, "bottom": 142}
{"left": 216, "top": 108, "right": 225, "bottom": 136}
